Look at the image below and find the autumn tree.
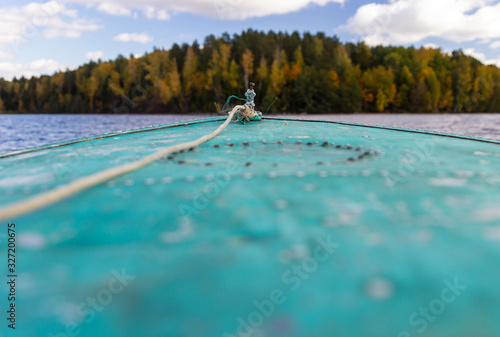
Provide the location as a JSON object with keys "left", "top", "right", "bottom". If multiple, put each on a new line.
{"left": 451, "top": 50, "right": 474, "bottom": 112}
{"left": 256, "top": 56, "right": 268, "bottom": 92}
{"left": 333, "top": 45, "right": 362, "bottom": 112}
{"left": 1, "top": 31, "right": 500, "bottom": 113}
{"left": 361, "top": 65, "right": 396, "bottom": 112}
{"left": 265, "top": 48, "right": 288, "bottom": 110}
{"left": 241, "top": 49, "right": 254, "bottom": 88}
{"left": 181, "top": 46, "right": 205, "bottom": 111}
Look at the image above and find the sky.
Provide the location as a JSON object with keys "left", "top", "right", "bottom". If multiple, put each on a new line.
{"left": 1, "top": 0, "right": 500, "bottom": 80}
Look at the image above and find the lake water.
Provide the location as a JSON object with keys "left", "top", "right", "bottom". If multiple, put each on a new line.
{"left": 1, "top": 113, "right": 500, "bottom": 154}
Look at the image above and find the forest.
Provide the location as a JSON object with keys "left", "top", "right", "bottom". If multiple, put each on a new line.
{"left": 1, "top": 30, "right": 500, "bottom": 114}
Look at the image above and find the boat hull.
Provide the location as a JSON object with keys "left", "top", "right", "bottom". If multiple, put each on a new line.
{"left": 2, "top": 117, "right": 500, "bottom": 337}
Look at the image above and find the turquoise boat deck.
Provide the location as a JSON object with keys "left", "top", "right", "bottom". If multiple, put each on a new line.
{"left": 2, "top": 117, "right": 500, "bottom": 337}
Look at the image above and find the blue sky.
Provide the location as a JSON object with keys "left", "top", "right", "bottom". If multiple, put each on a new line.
{"left": 1, "top": 0, "right": 500, "bottom": 79}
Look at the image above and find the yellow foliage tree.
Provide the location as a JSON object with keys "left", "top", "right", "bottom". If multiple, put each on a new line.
{"left": 108, "top": 70, "right": 123, "bottom": 95}
{"left": 328, "top": 70, "right": 340, "bottom": 89}
{"left": 439, "top": 75, "right": 454, "bottom": 111}
{"left": 182, "top": 47, "right": 199, "bottom": 95}
{"left": 288, "top": 46, "right": 304, "bottom": 81}
{"left": 241, "top": 49, "right": 254, "bottom": 87}
{"left": 270, "top": 49, "right": 288, "bottom": 95}
{"left": 361, "top": 66, "right": 396, "bottom": 112}
{"left": 143, "top": 50, "right": 181, "bottom": 105}
{"left": 206, "top": 44, "right": 239, "bottom": 99}
{"left": 256, "top": 56, "right": 268, "bottom": 90}
{"left": 168, "top": 59, "right": 182, "bottom": 99}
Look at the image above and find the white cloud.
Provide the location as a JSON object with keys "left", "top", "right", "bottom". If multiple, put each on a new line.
{"left": 423, "top": 43, "right": 439, "bottom": 49}
{"left": 85, "top": 51, "right": 103, "bottom": 61}
{"left": 156, "top": 10, "right": 170, "bottom": 20}
{"left": 464, "top": 48, "right": 487, "bottom": 61}
{"left": 464, "top": 48, "right": 500, "bottom": 67}
{"left": 0, "top": 1, "right": 102, "bottom": 58}
{"left": 343, "top": 0, "right": 500, "bottom": 46}
{"left": 97, "top": 2, "right": 132, "bottom": 16}
{"left": 0, "top": 58, "right": 68, "bottom": 80}
{"left": 143, "top": 6, "right": 170, "bottom": 20}
{"left": 41, "top": 17, "right": 102, "bottom": 39}
{"left": 113, "top": 33, "right": 153, "bottom": 44}
{"left": 63, "top": 0, "right": 344, "bottom": 20}
{"left": 0, "top": 51, "right": 13, "bottom": 60}
{"left": 490, "top": 40, "right": 500, "bottom": 49}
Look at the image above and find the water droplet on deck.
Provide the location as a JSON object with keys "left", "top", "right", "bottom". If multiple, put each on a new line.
{"left": 274, "top": 200, "right": 289, "bottom": 210}
{"left": 279, "top": 244, "right": 310, "bottom": 262}
{"left": 455, "top": 170, "right": 474, "bottom": 178}
{"left": 19, "top": 232, "right": 46, "bottom": 250}
{"left": 318, "top": 171, "right": 328, "bottom": 178}
{"left": 429, "top": 178, "right": 466, "bottom": 187}
{"left": 365, "top": 277, "right": 394, "bottom": 300}
{"left": 361, "top": 170, "right": 372, "bottom": 177}
{"left": 303, "top": 184, "right": 317, "bottom": 192}
{"left": 161, "top": 177, "right": 173, "bottom": 184}
{"left": 144, "top": 178, "right": 156, "bottom": 185}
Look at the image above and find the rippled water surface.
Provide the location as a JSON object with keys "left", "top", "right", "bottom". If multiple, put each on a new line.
{"left": 1, "top": 113, "right": 499, "bottom": 154}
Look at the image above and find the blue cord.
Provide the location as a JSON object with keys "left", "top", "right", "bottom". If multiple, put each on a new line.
{"left": 265, "top": 97, "right": 278, "bottom": 114}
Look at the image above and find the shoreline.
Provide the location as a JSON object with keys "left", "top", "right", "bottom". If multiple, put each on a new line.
{"left": 2, "top": 111, "right": 500, "bottom": 115}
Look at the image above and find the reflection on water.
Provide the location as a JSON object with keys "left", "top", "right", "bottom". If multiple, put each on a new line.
{"left": 1, "top": 113, "right": 499, "bottom": 154}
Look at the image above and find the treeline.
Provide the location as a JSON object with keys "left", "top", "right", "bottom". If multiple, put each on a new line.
{"left": 1, "top": 30, "right": 500, "bottom": 114}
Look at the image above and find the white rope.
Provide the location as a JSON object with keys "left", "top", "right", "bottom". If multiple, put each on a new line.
{"left": 0, "top": 106, "right": 242, "bottom": 222}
